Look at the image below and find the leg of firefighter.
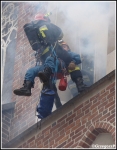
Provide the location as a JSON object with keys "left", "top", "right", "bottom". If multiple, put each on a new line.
{"left": 70, "top": 70, "right": 87, "bottom": 93}
{"left": 13, "top": 65, "right": 44, "bottom": 96}
{"left": 44, "top": 79, "right": 62, "bottom": 109}
{"left": 38, "top": 56, "right": 62, "bottom": 108}
{"left": 38, "top": 56, "right": 55, "bottom": 84}
{"left": 52, "top": 84, "right": 62, "bottom": 109}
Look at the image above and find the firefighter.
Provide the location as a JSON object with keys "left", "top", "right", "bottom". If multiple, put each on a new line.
{"left": 59, "top": 41, "right": 88, "bottom": 93}
{"left": 13, "top": 13, "right": 64, "bottom": 108}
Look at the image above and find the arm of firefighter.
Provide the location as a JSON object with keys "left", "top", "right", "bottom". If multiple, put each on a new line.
{"left": 68, "top": 51, "right": 82, "bottom": 65}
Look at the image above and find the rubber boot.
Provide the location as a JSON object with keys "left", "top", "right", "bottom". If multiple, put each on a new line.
{"left": 38, "top": 67, "right": 52, "bottom": 83}
{"left": 13, "top": 80, "right": 33, "bottom": 96}
{"left": 75, "top": 77, "right": 88, "bottom": 93}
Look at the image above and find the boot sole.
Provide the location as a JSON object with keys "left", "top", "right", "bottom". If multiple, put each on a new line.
{"left": 14, "top": 90, "right": 31, "bottom": 96}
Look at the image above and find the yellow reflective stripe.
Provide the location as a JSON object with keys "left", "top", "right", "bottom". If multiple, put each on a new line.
{"left": 42, "top": 46, "right": 49, "bottom": 55}
{"left": 45, "top": 12, "right": 51, "bottom": 17}
{"left": 39, "top": 25, "right": 48, "bottom": 38}
{"left": 68, "top": 66, "right": 80, "bottom": 73}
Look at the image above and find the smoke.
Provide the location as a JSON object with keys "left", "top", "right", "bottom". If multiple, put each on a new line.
{"left": 53, "top": 2, "right": 110, "bottom": 49}
{"left": 48, "top": 1, "right": 115, "bottom": 81}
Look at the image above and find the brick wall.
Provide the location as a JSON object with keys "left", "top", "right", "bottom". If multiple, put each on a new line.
{"left": 2, "top": 109, "right": 14, "bottom": 145}
{"left": 10, "top": 2, "right": 48, "bottom": 141}
{"left": 3, "top": 71, "right": 115, "bottom": 148}
{"left": 17, "top": 79, "right": 115, "bottom": 148}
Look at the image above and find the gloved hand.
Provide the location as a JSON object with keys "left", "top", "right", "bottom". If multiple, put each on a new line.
{"left": 68, "top": 61, "right": 76, "bottom": 70}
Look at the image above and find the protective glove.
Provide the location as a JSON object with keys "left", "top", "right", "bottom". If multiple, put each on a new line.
{"left": 68, "top": 61, "right": 76, "bottom": 70}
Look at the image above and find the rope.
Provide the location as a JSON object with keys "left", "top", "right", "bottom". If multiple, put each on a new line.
{"left": 50, "top": 42, "right": 59, "bottom": 84}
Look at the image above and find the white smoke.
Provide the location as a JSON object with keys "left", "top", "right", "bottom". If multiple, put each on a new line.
{"left": 47, "top": 1, "right": 115, "bottom": 81}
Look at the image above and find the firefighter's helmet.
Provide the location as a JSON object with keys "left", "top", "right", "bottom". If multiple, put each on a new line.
{"left": 34, "top": 13, "right": 51, "bottom": 22}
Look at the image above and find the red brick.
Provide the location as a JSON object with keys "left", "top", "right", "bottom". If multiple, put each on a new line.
{"left": 42, "top": 126, "right": 51, "bottom": 134}
{"left": 99, "top": 107, "right": 104, "bottom": 113}
{"left": 105, "top": 101, "right": 115, "bottom": 109}
{"left": 106, "top": 82, "right": 115, "bottom": 90}
{"left": 57, "top": 115, "right": 67, "bottom": 123}
{"left": 107, "top": 91, "right": 115, "bottom": 99}
{"left": 56, "top": 141, "right": 67, "bottom": 148}
{"left": 110, "top": 86, "right": 115, "bottom": 93}
{"left": 88, "top": 112, "right": 98, "bottom": 120}
{"left": 64, "top": 141, "right": 74, "bottom": 148}
{"left": 75, "top": 135, "right": 83, "bottom": 143}
{"left": 27, "top": 136, "right": 35, "bottom": 143}
{"left": 92, "top": 98, "right": 98, "bottom": 104}
{"left": 70, "top": 132, "right": 74, "bottom": 137}
{"left": 70, "top": 143, "right": 78, "bottom": 148}
{"left": 55, "top": 134, "right": 65, "bottom": 143}
{"left": 84, "top": 99, "right": 90, "bottom": 106}
{"left": 99, "top": 91, "right": 109, "bottom": 100}
{"left": 69, "top": 119, "right": 73, "bottom": 124}
{"left": 92, "top": 113, "right": 102, "bottom": 122}
{"left": 82, "top": 103, "right": 91, "bottom": 111}
{"left": 66, "top": 113, "right": 76, "bottom": 122}
{"left": 43, "top": 139, "right": 48, "bottom": 146}
{"left": 91, "top": 107, "right": 98, "bottom": 114}
{"left": 50, "top": 124, "right": 60, "bottom": 133}
{"left": 59, "top": 135, "right": 68, "bottom": 145}
{"left": 75, "top": 125, "right": 85, "bottom": 135}
{"left": 103, "top": 110, "right": 108, "bottom": 115}
{"left": 43, "top": 134, "right": 52, "bottom": 142}
{"left": 85, "top": 137, "right": 93, "bottom": 146}
{"left": 86, "top": 121, "right": 91, "bottom": 127}
{"left": 73, "top": 103, "right": 83, "bottom": 112}
{"left": 58, "top": 123, "right": 68, "bottom": 132}
{"left": 107, "top": 114, "right": 115, "bottom": 121}
{"left": 100, "top": 112, "right": 110, "bottom": 121}
{"left": 49, "top": 140, "right": 54, "bottom": 146}
{"left": 92, "top": 129, "right": 100, "bottom": 136}
{"left": 81, "top": 118, "right": 88, "bottom": 125}
{"left": 36, "top": 139, "right": 42, "bottom": 146}
{"left": 65, "top": 122, "right": 75, "bottom": 132}
{"left": 65, "top": 129, "right": 71, "bottom": 135}
{"left": 59, "top": 129, "right": 65, "bottom": 136}
{"left": 68, "top": 111, "right": 72, "bottom": 116}
{"left": 110, "top": 118, "right": 115, "bottom": 125}
{"left": 108, "top": 126, "right": 113, "bottom": 132}
{"left": 49, "top": 133, "right": 59, "bottom": 142}
{"left": 109, "top": 105, "right": 115, "bottom": 112}
{"left": 85, "top": 108, "right": 90, "bottom": 115}
{"left": 90, "top": 96, "right": 96, "bottom": 101}
{"left": 80, "top": 141, "right": 90, "bottom": 148}
{"left": 109, "top": 97, "right": 114, "bottom": 103}
{"left": 52, "top": 129, "right": 58, "bottom": 135}
{"left": 90, "top": 93, "right": 100, "bottom": 101}
{"left": 71, "top": 124, "right": 81, "bottom": 132}
{"left": 90, "top": 101, "right": 100, "bottom": 110}
{"left": 110, "top": 128, "right": 115, "bottom": 135}
{"left": 100, "top": 89, "right": 105, "bottom": 94}
{"left": 76, "top": 109, "right": 81, "bottom": 115}
{"left": 72, "top": 131, "right": 83, "bottom": 140}
{"left": 75, "top": 112, "right": 84, "bottom": 120}
{"left": 67, "top": 138, "right": 71, "bottom": 143}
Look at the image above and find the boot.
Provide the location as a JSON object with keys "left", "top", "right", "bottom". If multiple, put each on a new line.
{"left": 13, "top": 80, "right": 33, "bottom": 96}
{"left": 75, "top": 77, "right": 88, "bottom": 93}
{"left": 38, "top": 67, "right": 52, "bottom": 83}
